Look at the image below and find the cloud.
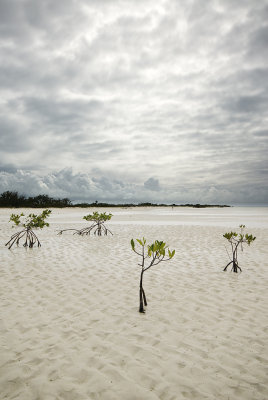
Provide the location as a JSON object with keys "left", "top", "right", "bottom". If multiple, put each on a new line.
{"left": 144, "top": 177, "right": 160, "bottom": 192}
{"left": 0, "top": 168, "right": 267, "bottom": 205}
{"left": 0, "top": 0, "right": 267, "bottom": 205}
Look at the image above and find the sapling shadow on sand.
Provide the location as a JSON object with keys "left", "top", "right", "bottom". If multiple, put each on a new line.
{"left": 223, "top": 225, "right": 256, "bottom": 273}
{"left": 131, "top": 238, "right": 175, "bottom": 313}
{"left": 5, "top": 209, "right": 51, "bottom": 249}
{"left": 58, "top": 211, "right": 113, "bottom": 236}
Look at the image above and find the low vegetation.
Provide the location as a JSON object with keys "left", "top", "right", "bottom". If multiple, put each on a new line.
{"left": 0, "top": 191, "right": 70, "bottom": 208}
{"left": 58, "top": 212, "right": 113, "bottom": 236}
{"left": 5, "top": 209, "right": 51, "bottom": 249}
{"left": 223, "top": 225, "right": 256, "bottom": 273}
{"left": 0, "top": 191, "right": 230, "bottom": 208}
{"left": 131, "top": 238, "right": 175, "bottom": 313}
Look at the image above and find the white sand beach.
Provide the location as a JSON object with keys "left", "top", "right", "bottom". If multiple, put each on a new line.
{"left": 0, "top": 207, "right": 267, "bottom": 400}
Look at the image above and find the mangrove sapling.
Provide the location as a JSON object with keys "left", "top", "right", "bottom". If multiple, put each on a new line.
{"left": 5, "top": 209, "right": 51, "bottom": 249}
{"left": 223, "top": 225, "right": 256, "bottom": 273}
{"left": 58, "top": 211, "right": 113, "bottom": 236}
{"left": 131, "top": 238, "right": 175, "bottom": 313}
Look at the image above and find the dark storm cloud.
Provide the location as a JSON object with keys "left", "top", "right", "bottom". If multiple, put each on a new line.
{"left": 0, "top": 0, "right": 86, "bottom": 43}
{"left": 0, "top": 0, "right": 267, "bottom": 204}
{"left": 248, "top": 24, "right": 268, "bottom": 60}
{"left": 222, "top": 94, "right": 268, "bottom": 114}
{"left": 0, "top": 115, "right": 33, "bottom": 154}
{"left": 15, "top": 96, "right": 105, "bottom": 129}
{"left": 144, "top": 178, "right": 160, "bottom": 192}
{"left": 0, "top": 163, "right": 17, "bottom": 173}
{"left": 253, "top": 130, "right": 268, "bottom": 138}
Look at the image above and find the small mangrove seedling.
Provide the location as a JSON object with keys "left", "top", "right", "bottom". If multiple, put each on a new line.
{"left": 223, "top": 225, "right": 256, "bottom": 273}
{"left": 5, "top": 209, "right": 51, "bottom": 249}
{"left": 58, "top": 212, "right": 113, "bottom": 236}
{"left": 131, "top": 238, "right": 175, "bottom": 313}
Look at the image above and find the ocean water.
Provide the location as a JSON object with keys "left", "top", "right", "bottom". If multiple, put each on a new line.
{"left": 1, "top": 207, "right": 267, "bottom": 229}
{"left": 109, "top": 206, "right": 268, "bottom": 228}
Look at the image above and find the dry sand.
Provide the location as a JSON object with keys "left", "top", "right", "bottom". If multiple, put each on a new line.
{"left": 0, "top": 207, "right": 267, "bottom": 400}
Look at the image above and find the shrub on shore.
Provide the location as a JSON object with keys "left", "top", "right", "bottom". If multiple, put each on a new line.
{"left": 223, "top": 225, "right": 256, "bottom": 273}
{"left": 5, "top": 209, "right": 51, "bottom": 249}
{"left": 58, "top": 212, "right": 113, "bottom": 236}
{"left": 131, "top": 238, "right": 175, "bottom": 313}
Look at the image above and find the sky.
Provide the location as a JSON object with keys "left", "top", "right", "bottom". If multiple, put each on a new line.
{"left": 0, "top": 0, "right": 267, "bottom": 205}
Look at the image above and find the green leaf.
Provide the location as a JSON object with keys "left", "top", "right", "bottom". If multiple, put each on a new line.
{"left": 83, "top": 211, "right": 113, "bottom": 222}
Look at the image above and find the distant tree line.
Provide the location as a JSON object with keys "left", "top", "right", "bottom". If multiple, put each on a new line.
{"left": 0, "top": 191, "right": 230, "bottom": 208}
{"left": 0, "top": 191, "right": 71, "bottom": 208}
{"left": 73, "top": 201, "right": 230, "bottom": 208}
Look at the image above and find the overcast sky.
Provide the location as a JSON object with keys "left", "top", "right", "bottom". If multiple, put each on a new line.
{"left": 0, "top": 0, "right": 267, "bottom": 204}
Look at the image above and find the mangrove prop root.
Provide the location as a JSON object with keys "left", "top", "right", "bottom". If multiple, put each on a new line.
{"left": 58, "top": 222, "right": 113, "bottom": 236}
{"left": 139, "top": 270, "right": 148, "bottom": 313}
{"left": 142, "top": 288, "right": 147, "bottom": 306}
{"left": 223, "top": 260, "right": 242, "bottom": 273}
{"left": 139, "top": 287, "right": 147, "bottom": 313}
{"left": 223, "top": 246, "right": 242, "bottom": 274}
{"left": 5, "top": 228, "right": 41, "bottom": 249}
{"left": 57, "top": 228, "right": 81, "bottom": 235}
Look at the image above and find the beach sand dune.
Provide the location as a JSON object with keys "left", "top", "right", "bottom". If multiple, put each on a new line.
{"left": 0, "top": 208, "right": 267, "bottom": 399}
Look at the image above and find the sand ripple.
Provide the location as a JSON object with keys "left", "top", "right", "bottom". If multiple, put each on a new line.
{"left": 0, "top": 209, "right": 267, "bottom": 399}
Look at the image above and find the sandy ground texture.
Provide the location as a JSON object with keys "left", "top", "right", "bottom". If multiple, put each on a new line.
{"left": 0, "top": 207, "right": 268, "bottom": 400}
